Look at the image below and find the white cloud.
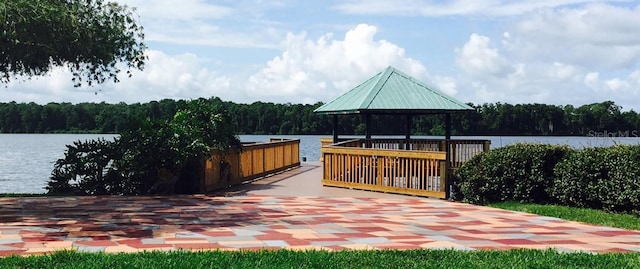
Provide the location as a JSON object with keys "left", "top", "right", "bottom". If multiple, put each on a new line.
{"left": 5, "top": 1, "right": 640, "bottom": 112}
{"left": 584, "top": 72, "right": 600, "bottom": 89}
{"left": 510, "top": 3, "right": 640, "bottom": 69}
{"left": 549, "top": 62, "right": 579, "bottom": 81}
{"left": 455, "top": 34, "right": 514, "bottom": 77}
{"left": 245, "top": 24, "right": 452, "bottom": 104}
{"left": 102, "top": 50, "right": 238, "bottom": 102}
{"left": 605, "top": 78, "right": 628, "bottom": 91}
{"left": 114, "top": 0, "right": 283, "bottom": 48}
{"left": 2, "top": 25, "right": 458, "bottom": 105}
{"left": 1, "top": 50, "right": 234, "bottom": 104}
{"left": 449, "top": 3, "right": 640, "bottom": 110}
{"left": 334, "top": 0, "right": 620, "bottom": 16}
{"left": 118, "top": 0, "right": 232, "bottom": 21}
{"left": 432, "top": 76, "right": 458, "bottom": 96}
{"left": 1, "top": 68, "right": 90, "bottom": 104}
{"left": 583, "top": 71, "right": 638, "bottom": 94}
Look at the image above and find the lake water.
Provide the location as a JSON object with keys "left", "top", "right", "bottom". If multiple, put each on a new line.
{"left": 1, "top": 134, "right": 639, "bottom": 194}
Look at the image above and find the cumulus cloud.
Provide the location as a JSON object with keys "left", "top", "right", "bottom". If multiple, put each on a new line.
{"left": 450, "top": 3, "right": 640, "bottom": 110}
{"left": 548, "top": 62, "right": 580, "bottom": 81}
{"left": 1, "top": 50, "right": 234, "bottom": 104}
{"left": 583, "top": 71, "right": 639, "bottom": 94}
{"left": 2, "top": 25, "right": 458, "bottom": 105}
{"left": 5, "top": 1, "right": 640, "bottom": 111}
{"left": 2, "top": 68, "right": 92, "bottom": 104}
{"left": 245, "top": 24, "right": 455, "bottom": 103}
{"left": 509, "top": 3, "right": 640, "bottom": 69}
{"left": 455, "top": 34, "right": 514, "bottom": 77}
{"left": 102, "top": 50, "right": 235, "bottom": 102}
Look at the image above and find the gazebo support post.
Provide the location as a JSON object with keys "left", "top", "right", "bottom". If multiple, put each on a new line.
{"left": 364, "top": 114, "right": 372, "bottom": 148}
{"left": 444, "top": 113, "right": 452, "bottom": 200}
{"left": 445, "top": 113, "right": 451, "bottom": 140}
{"left": 332, "top": 115, "right": 338, "bottom": 144}
{"left": 405, "top": 114, "right": 412, "bottom": 150}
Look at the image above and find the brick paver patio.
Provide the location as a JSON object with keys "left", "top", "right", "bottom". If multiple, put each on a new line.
{"left": 2, "top": 162, "right": 640, "bottom": 256}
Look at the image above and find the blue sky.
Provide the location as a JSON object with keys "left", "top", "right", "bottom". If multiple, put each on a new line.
{"left": 4, "top": 0, "right": 640, "bottom": 110}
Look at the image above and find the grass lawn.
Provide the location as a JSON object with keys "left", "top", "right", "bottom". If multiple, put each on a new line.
{"left": 1, "top": 249, "right": 640, "bottom": 269}
{"left": 489, "top": 201, "right": 640, "bottom": 231}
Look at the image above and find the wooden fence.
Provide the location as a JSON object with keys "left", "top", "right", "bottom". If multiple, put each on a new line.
{"left": 203, "top": 138, "right": 300, "bottom": 191}
{"left": 322, "top": 139, "right": 448, "bottom": 198}
{"left": 322, "top": 138, "right": 490, "bottom": 169}
{"left": 321, "top": 138, "right": 490, "bottom": 198}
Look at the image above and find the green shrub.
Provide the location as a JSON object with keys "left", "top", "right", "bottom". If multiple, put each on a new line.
{"left": 605, "top": 145, "right": 640, "bottom": 214}
{"left": 454, "top": 143, "right": 571, "bottom": 204}
{"left": 550, "top": 147, "right": 608, "bottom": 209}
{"left": 455, "top": 142, "right": 640, "bottom": 214}
{"left": 552, "top": 145, "right": 640, "bottom": 214}
{"left": 47, "top": 99, "right": 241, "bottom": 196}
{"left": 47, "top": 138, "right": 124, "bottom": 195}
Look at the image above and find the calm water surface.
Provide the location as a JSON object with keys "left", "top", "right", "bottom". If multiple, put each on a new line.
{"left": 0, "top": 134, "right": 118, "bottom": 194}
{"left": 1, "top": 134, "right": 638, "bottom": 194}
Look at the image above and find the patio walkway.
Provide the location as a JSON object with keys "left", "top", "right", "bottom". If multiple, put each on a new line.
{"left": 2, "top": 162, "right": 640, "bottom": 256}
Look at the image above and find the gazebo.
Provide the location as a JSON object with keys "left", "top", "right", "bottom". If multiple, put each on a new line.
{"left": 314, "top": 66, "right": 490, "bottom": 199}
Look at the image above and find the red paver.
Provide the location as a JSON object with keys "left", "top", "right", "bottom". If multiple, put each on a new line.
{"left": 74, "top": 240, "right": 119, "bottom": 247}
{"left": 2, "top": 162, "right": 640, "bottom": 256}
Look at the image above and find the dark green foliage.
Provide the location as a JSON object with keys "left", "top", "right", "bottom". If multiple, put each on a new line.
{"left": 115, "top": 99, "right": 242, "bottom": 194}
{"left": 454, "top": 143, "right": 571, "bottom": 204}
{"left": 1, "top": 0, "right": 146, "bottom": 86}
{"left": 1, "top": 100, "right": 639, "bottom": 136}
{"left": 2, "top": 249, "right": 640, "bottom": 269}
{"left": 552, "top": 145, "right": 640, "bottom": 214}
{"left": 46, "top": 99, "right": 241, "bottom": 195}
{"left": 550, "top": 148, "right": 609, "bottom": 209}
{"left": 457, "top": 143, "right": 640, "bottom": 216}
{"left": 47, "top": 138, "right": 125, "bottom": 195}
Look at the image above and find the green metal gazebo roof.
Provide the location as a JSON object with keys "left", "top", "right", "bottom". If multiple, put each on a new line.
{"left": 314, "top": 66, "right": 473, "bottom": 115}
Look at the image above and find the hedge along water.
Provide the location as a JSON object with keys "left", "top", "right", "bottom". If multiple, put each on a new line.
{"left": 455, "top": 143, "right": 640, "bottom": 215}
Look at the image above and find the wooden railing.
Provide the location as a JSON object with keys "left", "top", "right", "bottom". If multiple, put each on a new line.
{"left": 328, "top": 139, "right": 490, "bottom": 169}
{"left": 204, "top": 138, "right": 300, "bottom": 191}
{"left": 447, "top": 140, "right": 490, "bottom": 170}
{"left": 321, "top": 138, "right": 490, "bottom": 198}
{"left": 320, "top": 137, "right": 334, "bottom": 148}
{"left": 322, "top": 142, "right": 448, "bottom": 198}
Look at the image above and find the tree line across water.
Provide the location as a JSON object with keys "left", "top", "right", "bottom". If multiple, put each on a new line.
{"left": 1, "top": 98, "right": 639, "bottom": 136}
